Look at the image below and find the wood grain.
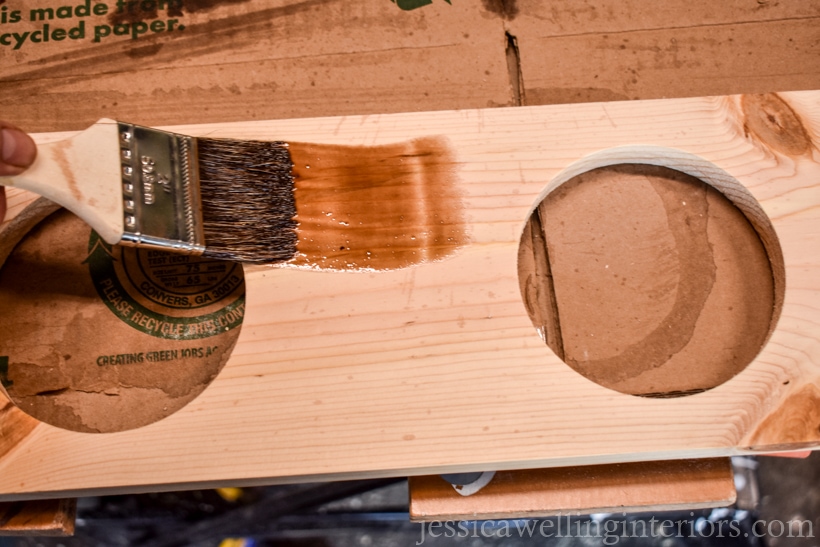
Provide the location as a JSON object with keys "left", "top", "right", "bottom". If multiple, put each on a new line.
{"left": 749, "top": 384, "right": 820, "bottom": 449}
{"left": 289, "top": 139, "right": 467, "bottom": 270}
{"left": 409, "top": 459, "right": 736, "bottom": 521}
{"left": 0, "top": 91, "right": 819, "bottom": 499}
{"left": 0, "top": 391, "right": 39, "bottom": 462}
{"left": 0, "top": 121, "right": 123, "bottom": 244}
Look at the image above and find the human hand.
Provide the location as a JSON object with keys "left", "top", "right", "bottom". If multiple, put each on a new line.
{"left": 0, "top": 123, "right": 38, "bottom": 222}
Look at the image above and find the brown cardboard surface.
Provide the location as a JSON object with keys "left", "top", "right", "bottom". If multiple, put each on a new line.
{"left": 5, "top": 2, "right": 817, "bottom": 133}
{"left": 519, "top": 165, "right": 775, "bottom": 396}
{"left": 0, "top": 0, "right": 513, "bottom": 132}
{"left": 507, "top": 0, "right": 820, "bottom": 105}
{"left": 0, "top": 209, "right": 244, "bottom": 432}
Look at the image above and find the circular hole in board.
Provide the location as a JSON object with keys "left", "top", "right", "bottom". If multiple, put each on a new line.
{"left": 0, "top": 205, "right": 245, "bottom": 433}
{"left": 517, "top": 147, "right": 784, "bottom": 397}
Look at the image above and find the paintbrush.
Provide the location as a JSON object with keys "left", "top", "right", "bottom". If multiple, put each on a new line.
{"left": 0, "top": 119, "right": 297, "bottom": 263}
{"left": 0, "top": 119, "right": 467, "bottom": 268}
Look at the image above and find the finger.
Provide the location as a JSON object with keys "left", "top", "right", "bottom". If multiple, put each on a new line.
{"left": 0, "top": 123, "right": 37, "bottom": 176}
{"left": 0, "top": 186, "right": 5, "bottom": 223}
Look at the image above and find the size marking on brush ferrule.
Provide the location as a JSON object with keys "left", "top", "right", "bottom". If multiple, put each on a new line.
{"left": 118, "top": 122, "right": 206, "bottom": 255}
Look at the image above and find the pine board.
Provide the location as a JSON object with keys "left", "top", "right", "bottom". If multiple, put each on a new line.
{"left": 1, "top": 91, "right": 820, "bottom": 499}
{"left": 0, "top": 497, "right": 76, "bottom": 537}
{"left": 409, "top": 459, "right": 736, "bottom": 521}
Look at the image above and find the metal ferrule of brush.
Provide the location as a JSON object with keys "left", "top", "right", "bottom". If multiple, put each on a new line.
{"left": 118, "top": 122, "right": 206, "bottom": 255}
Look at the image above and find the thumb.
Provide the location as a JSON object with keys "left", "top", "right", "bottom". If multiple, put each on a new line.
{"left": 0, "top": 124, "right": 37, "bottom": 176}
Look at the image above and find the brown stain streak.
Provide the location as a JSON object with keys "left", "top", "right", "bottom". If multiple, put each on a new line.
{"left": 288, "top": 138, "right": 466, "bottom": 271}
{"left": 51, "top": 141, "right": 82, "bottom": 203}
{"left": 126, "top": 43, "right": 166, "bottom": 59}
{"left": 741, "top": 93, "right": 812, "bottom": 157}
{"left": 568, "top": 166, "right": 717, "bottom": 387}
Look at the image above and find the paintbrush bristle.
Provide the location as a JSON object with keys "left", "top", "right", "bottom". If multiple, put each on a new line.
{"left": 196, "top": 138, "right": 298, "bottom": 264}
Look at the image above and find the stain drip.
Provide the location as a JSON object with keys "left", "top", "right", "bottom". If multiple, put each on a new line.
{"left": 288, "top": 138, "right": 467, "bottom": 271}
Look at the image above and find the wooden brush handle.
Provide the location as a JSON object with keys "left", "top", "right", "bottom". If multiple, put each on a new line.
{"left": 0, "top": 120, "right": 123, "bottom": 244}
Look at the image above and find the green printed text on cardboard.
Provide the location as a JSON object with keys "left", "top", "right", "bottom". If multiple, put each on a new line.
{"left": 1, "top": 0, "right": 186, "bottom": 49}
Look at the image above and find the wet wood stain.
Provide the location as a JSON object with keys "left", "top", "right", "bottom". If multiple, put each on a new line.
{"left": 288, "top": 138, "right": 466, "bottom": 271}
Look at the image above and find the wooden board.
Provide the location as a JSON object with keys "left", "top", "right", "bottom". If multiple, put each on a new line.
{"left": 409, "top": 459, "right": 736, "bottom": 521}
{"left": 1, "top": 91, "right": 819, "bottom": 500}
{"left": 0, "top": 498, "right": 76, "bottom": 536}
